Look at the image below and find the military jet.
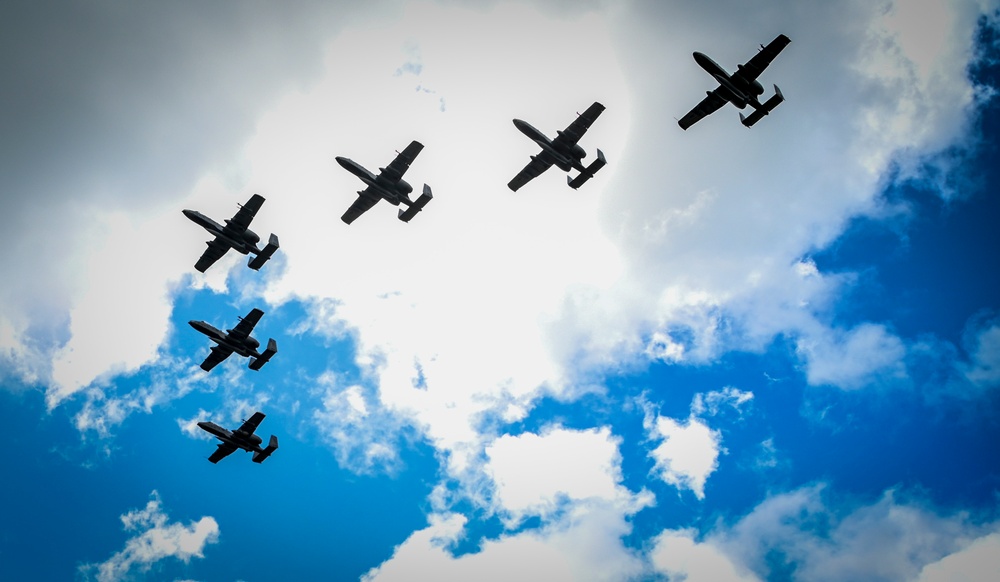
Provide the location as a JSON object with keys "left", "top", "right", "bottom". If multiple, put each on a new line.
{"left": 336, "top": 140, "right": 433, "bottom": 224}
{"left": 508, "top": 102, "right": 607, "bottom": 192}
{"left": 678, "top": 34, "right": 791, "bottom": 130}
{"left": 182, "top": 194, "right": 280, "bottom": 273}
{"left": 198, "top": 411, "right": 278, "bottom": 464}
{"left": 189, "top": 307, "right": 277, "bottom": 372}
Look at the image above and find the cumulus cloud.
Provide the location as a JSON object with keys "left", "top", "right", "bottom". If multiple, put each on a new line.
{"left": 362, "top": 502, "right": 648, "bottom": 582}
{"left": 243, "top": 1, "right": 630, "bottom": 478}
{"left": 79, "top": 491, "right": 219, "bottom": 582}
{"left": 650, "top": 529, "right": 761, "bottom": 582}
{"left": 916, "top": 532, "right": 1000, "bottom": 581}
{"left": 655, "top": 485, "right": 1000, "bottom": 582}
{"left": 795, "top": 322, "right": 908, "bottom": 389}
{"left": 483, "top": 426, "right": 646, "bottom": 523}
{"left": 312, "top": 371, "right": 413, "bottom": 474}
{"left": 641, "top": 385, "right": 750, "bottom": 500}
{"left": 962, "top": 313, "right": 1000, "bottom": 388}
{"left": 646, "top": 414, "right": 722, "bottom": 500}
{"left": 365, "top": 423, "right": 653, "bottom": 581}
{"left": 0, "top": 1, "right": 367, "bottom": 402}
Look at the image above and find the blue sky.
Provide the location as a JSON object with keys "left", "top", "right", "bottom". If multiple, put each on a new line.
{"left": 2, "top": 1, "right": 999, "bottom": 580}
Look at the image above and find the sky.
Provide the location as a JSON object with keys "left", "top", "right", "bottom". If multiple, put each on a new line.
{"left": 1, "top": 0, "right": 999, "bottom": 580}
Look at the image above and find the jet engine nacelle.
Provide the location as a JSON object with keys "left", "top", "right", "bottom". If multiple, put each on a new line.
{"left": 735, "top": 66, "right": 764, "bottom": 96}
{"left": 246, "top": 337, "right": 260, "bottom": 350}
{"left": 397, "top": 179, "right": 413, "bottom": 196}
{"left": 244, "top": 229, "right": 260, "bottom": 245}
{"left": 571, "top": 143, "right": 586, "bottom": 160}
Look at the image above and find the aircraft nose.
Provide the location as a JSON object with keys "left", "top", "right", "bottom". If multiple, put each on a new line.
{"left": 335, "top": 156, "right": 351, "bottom": 170}
{"left": 182, "top": 209, "right": 196, "bottom": 219}
{"left": 693, "top": 52, "right": 711, "bottom": 68}
{"left": 512, "top": 119, "right": 533, "bottom": 137}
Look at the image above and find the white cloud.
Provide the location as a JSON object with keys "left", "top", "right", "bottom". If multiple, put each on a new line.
{"left": 242, "top": 1, "right": 630, "bottom": 478}
{"left": 650, "top": 529, "right": 761, "bottom": 582}
{"left": 0, "top": 2, "right": 369, "bottom": 399}
{"left": 312, "top": 371, "right": 412, "bottom": 474}
{"left": 963, "top": 316, "right": 1000, "bottom": 388}
{"left": 74, "top": 357, "right": 208, "bottom": 438}
{"left": 80, "top": 491, "right": 219, "bottom": 582}
{"left": 689, "top": 485, "right": 1000, "bottom": 582}
{"left": 484, "top": 426, "right": 641, "bottom": 522}
{"left": 0, "top": 0, "right": 988, "bottom": 442}
{"left": 363, "top": 502, "right": 648, "bottom": 582}
{"left": 795, "top": 322, "right": 908, "bottom": 389}
{"left": 917, "top": 532, "right": 1000, "bottom": 582}
{"left": 691, "top": 386, "right": 755, "bottom": 417}
{"left": 646, "top": 414, "right": 722, "bottom": 500}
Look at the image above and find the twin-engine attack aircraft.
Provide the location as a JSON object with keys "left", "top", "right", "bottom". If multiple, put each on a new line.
{"left": 198, "top": 411, "right": 279, "bottom": 464}
{"left": 678, "top": 34, "right": 791, "bottom": 130}
{"left": 182, "top": 194, "right": 280, "bottom": 273}
{"left": 336, "top": 140, "right": 433, "bottom": 225}
{"left": 189, "top": 307, "right": 277, "bottom": 372}
{"left": 508, "top": 101, "right": 608, "bottom": 192}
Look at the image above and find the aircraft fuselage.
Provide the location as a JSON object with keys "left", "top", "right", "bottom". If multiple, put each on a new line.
{"left": 512, "top": 119, "right": 587, "bottom": 172}
{"left": 335, "top": 156, "right": 414, "bottom": 206}
{"left": 197, "top": 421, "right": 264, "bottom": 452}
{"left": 188, "top": 320, "right": 262, "bottom": 358}
{"left": 693, "top": 52, "right": 764, "bottom": 110}
{"left": 183, "top": 209, "right": 261, "bottom": 255}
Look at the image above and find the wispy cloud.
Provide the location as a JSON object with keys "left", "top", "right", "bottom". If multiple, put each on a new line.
{"left": 79, "top": 491, "right": 219, "bottom": 582}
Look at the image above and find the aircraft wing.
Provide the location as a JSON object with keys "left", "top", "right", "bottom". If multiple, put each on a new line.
{"left": 733, "top": 34, "right": 791, "bottom": 85}
{"left": 678, "top": 89, "right": 728, "bottom": 130}
{"left": 200, "top": 345, "right": 234, "bottom": 371}
{"left": 229, "top": 308, "right": 264, "bottom": 340}
{"left": 228, "top": 194, "right": 265, "bottom": 232}
{"left": 208, "top": 442, "right": 239, "bottom": 463}
{"left": 551, "top": 102, "right": 605, "bottom": 152}
{"left": 378, "top": 141, "right": 424, "bottom": 184}
{"left": 237, "top": 411, "right": 266, "bottom": 434}
{"left": 507, "top": 153, "right": 555, "bottom": 192}
{"left": 194, "top": 238, "right": 231, "bottom": 273}
{"left": 341, "top": 190, "right": 381, "bottom": 225}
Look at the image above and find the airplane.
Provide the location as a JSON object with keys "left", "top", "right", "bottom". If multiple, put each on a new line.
{"left": 678, "top": 34, "right": 791, "bottom": 130}
{"left": 183, "top": 194, "right": 280, "bottom": 273}
{"left": 336, "top": 140, "right": 433, "bottom": 224}
{"left": 508, "top": 101, "right": 607, "bottom": 192}
{"left": 198, "top": 411, "right": 279, "bottom": 464}
{"left": 188, "top": 307, "right": 277, "bottom": 372}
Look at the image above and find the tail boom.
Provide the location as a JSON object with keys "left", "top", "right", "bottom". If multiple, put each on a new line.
{"left": 398, "top": 184, "right": 433, "bottom": 222}
{"left": 248, "top": 338, "right": 277, "bottom": 371}
{"left": 253, "top": 435, "right": 278, "bottom": 463}
{"left": 248, "top": 233, "right": 279, "bottom": 270}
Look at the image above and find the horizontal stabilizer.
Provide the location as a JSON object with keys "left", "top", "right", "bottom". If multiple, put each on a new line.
{"left": 567, "top": 148, "right": 607, "bottom": 189}
{"left": 248, "top": 338, "right": 277, "bottom": 371}
{"left": 398, "top": 184, "right": 433, "bottom": 222}
{"left": 253, "top": 435, "right": 278, "bottom": 463}
{"left": 247, "top": 233, "right": 279, "bottom": 270}
{"left": 740, "top": 85, "right": 784, "bottom": 127}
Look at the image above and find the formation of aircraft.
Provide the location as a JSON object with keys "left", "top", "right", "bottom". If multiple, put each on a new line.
{"left": 336, "top": 140, "right": 434, "bottom": 224}
{"left": 508, "top": 101, "right": 608, "bottom": 192}
{"left": 176, "top": 33, "right": 789, "bottom": 465}
{"left": 183, "top": 194, "right": 280, "bottom": 273}
{"left": 198, "top": 411, "right": 279, "bottom": 464}
{"left": 189, "top": 307, "right": 278, "bottom": 372}
{"left": 678, "top": 34, "right": 791, "bottom": 130}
